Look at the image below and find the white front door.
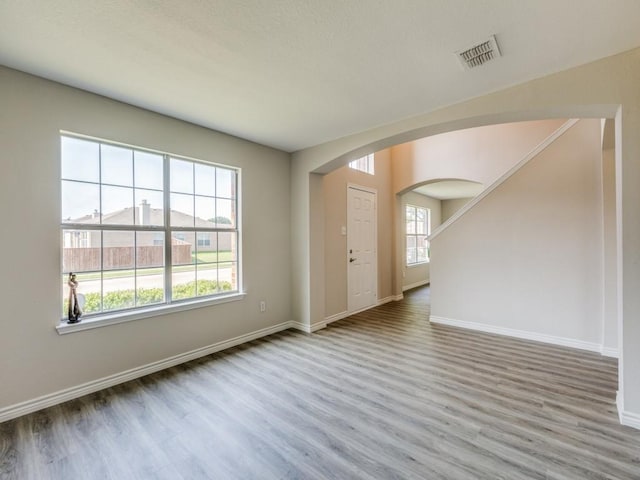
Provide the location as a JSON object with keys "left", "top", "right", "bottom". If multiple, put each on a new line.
{"left": 347, "top": 186, "right": 377, "bottom": 313}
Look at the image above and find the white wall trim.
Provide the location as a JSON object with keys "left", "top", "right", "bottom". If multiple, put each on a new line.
{"left": 309, "top": 321, "right": 327, "bottom": 332}
{"left": 346, "top": 182, "right": 378, "bottom": 195}
{"left": 429, "top": 118, "right": 580, "bottom": 241}
{"left": 323, "top": 294, "right": 403, "bottom": 325}
{"left": 430, "top": 316, "right": 603, "bottom": 354}
{"left": 325, "top": 310, "right": 349, "bottom": 324}
{"left": 620, "top": 409, "right": 640, "bottom": 430}
{"left": 348, "top": 303, "right": 381, "bottom": 317}
{"left": 289, "top": 320, "right": 311, "bottom": 333}
{"left": 617, "top": 390, "right": 624, "bottom": 423}
{"left": 378, "top": 293, "right": 404, "bottom": 304}
{"left": 57, "top": 292, "right": 247, "bottom": 335}
{"left": 616, "top": 390, "right": 640, "bottom": 430}
{"left": 615, "top": 391, "right": 640, "bottom": 430}
{"left": 290, "top": 320, "right": 328, "bottom": 333}
{"left": 600, "top": 346, "right": 619, "bottom": 358}
{"left": 0, "top": 321, "right": 294, "bottom": 423}
{"left": 402, "top": 280, "right": 429, "bottom": 292}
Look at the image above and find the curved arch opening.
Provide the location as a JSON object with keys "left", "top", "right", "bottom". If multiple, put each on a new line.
{"left": 315, "top": 114, "right": 620, "bottom": 398}
{"left": 411, "top": 178, "right": 484, "bottom": 200}
{"left": 289, "top": 50, "right": 634, "bottom": 422}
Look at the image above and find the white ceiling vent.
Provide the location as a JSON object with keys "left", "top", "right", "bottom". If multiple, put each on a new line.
{"left": 456, "top": 35, "right": 501, "bottom": 70}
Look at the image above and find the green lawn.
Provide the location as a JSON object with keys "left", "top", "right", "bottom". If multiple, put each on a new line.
{"left": 193, "top": 250, "right": 235, "bottom": 263}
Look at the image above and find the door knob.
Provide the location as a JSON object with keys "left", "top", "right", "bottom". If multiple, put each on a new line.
{"left": 349, "top": 257, "right": 356, "bottom": 263}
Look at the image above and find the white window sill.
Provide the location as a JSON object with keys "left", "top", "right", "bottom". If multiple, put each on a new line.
{"left": 407, "top": 261, "right": 430, "bottom": 268}
{"left": 56, "top": 292, "right": 247, "bottom": 335}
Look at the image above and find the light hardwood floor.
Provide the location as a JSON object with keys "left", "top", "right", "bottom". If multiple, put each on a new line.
{"left": 1, "top": 286, "right": 639, "bottom": 479}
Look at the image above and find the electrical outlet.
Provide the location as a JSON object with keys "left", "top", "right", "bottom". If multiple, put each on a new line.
{"left": 260, "top": 300, "right": 266, "bottom": 312}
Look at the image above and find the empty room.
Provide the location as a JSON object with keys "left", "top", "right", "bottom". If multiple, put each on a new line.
{"left": 2, "top": 1, "right": 640, "bottom": 479}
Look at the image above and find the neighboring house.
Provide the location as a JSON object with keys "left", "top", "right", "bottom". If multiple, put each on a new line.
{"left": 63, "top": 200, "right": 233, "bottom": 271}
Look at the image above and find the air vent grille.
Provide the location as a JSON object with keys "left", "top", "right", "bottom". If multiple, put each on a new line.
{"left": 456, "top": 35, "right": 501, "bottom": 70}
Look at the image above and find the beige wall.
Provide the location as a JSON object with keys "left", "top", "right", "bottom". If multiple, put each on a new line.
{"left": 323, "top": 150, "right": 394, "bottom": 318}
{"left": 400, "top": 191, "right": 441, "bottom": 290}
{"left": 430, "top": 119, "right": 603, "bottom": 343}
{"left": 441, "top": 198, "right": 473, "bottom": 223}
{"left": 391, "top": 119, "right": 565, "bottom": 194}
{"left": 0, "top": 66, "right": 291, "bottom": 411}
{"left": 2, "top": 48, "right": 636, "bottom": 424}
{"left": 291, "top": 48, "right": 639, "bottom": 420}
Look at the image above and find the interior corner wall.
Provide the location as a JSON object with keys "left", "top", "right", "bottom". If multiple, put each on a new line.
{"left": 0, "top": 66, "right": 291, "bottom": 411}
{"left": 323, "top": 150, "right": 394, "bottom": 318}
{"left": 430, "top": 119, "right": 604, "bottom": 347}
{"left": 441, "top": 198, "right": 473, "bottom": 223}
{"left": 602, "top": 147, "right": 618, "bottom": 354}
{"left": 400, "top": 192, "right": 441, "bottom": 290}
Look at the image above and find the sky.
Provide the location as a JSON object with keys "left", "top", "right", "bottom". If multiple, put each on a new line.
{"left": 61, "top": 136, "right": 235, "bottom": 225}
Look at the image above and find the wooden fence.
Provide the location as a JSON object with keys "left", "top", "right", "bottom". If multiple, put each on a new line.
{"left": 63, "top": 245, "right": 193, "bottom": 272}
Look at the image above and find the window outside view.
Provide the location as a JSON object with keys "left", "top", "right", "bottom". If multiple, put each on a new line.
{"left": 348, "top": 153, "right": 375, "bottom": 175}
{"left": 406, "top": 205, "right": 430, "bottom": 265}
{"left": 61, "top": 135, "right": 239, "bottom": 318}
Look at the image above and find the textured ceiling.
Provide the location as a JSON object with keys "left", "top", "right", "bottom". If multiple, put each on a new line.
{"left": 1, "top": 1, "right": 640, "bottom": 152}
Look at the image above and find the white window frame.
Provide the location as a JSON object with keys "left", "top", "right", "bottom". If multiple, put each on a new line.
{"left": 406, "top": 204, "right": 430, "bottom": 266}
{"left": 349, "top": 154, "right": 375, "bottom": 175}
{"left": 58, "top": 133, "right": 243, "bottom": 334}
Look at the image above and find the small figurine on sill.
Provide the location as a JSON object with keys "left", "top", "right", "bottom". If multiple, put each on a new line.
{"left": 67, "top": 272, "right": 82, "bottom": 324}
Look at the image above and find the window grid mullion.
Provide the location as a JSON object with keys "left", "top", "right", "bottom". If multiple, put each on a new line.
{"left": 100, "top": 230, "right": 105, "bottom": 313}
{"left": 163, "top": 154, "right": 172, "bottom": 304}
{"left": 134, "top": 230, "right": 137, "bottom": 307}
{"left": 192, "top": 163, "right": 197, "bottom": 297}
{"left": 406, "top": 205, "right": 427, "bottom": 266}
{"left": 61, "top": 134, "right": 239, "bottom": 319}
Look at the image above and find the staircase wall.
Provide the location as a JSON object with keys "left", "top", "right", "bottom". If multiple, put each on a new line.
{"left": 391, "top": 119, "right": 566, "bottom": 195}
{"left": 430, "top": 119, "right": 607, "bottom": 351}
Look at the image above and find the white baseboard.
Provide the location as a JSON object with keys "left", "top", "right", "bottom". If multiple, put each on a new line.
{"left": 617, "top": 390, "right": 624, "bottom": 423}
{"left": 325, "top": 310, "right": 349, "bottom": 324}
{"left": 316, "top": 294, "right": 404, "bottom": 324}
{"left": 323, "top": 295, "right": 399, "bottom": 325}
{"left": 0, "top": 321, "right": 294, "bottom": 423}
{"left": 289, "top": 320, "right": 311, "bottom": 332}
{"left": 619, "top": 404, "right": 640, "bottom": 430}
{"left": 402, "top": 280, "right": 429, "bottom": 292}
{"left": 322, "top": 294, "right": 404, "bottom": 325}
{"left": 310, "top": 322, "right": 327, "bottom": 332}
{"left": 429, "top": 316, "right": 603, "bottom": 354}
{"left": 617, "top": 391, "right": 640, "bottom": 430}
{"left": 600, "top": 346, "right": 619, "bottom": 358}
{"left": 289, "top": 320, "right": 327, "bottom": 333}
{"left": 379, "top": 293, "right": 404, "bottom": 304}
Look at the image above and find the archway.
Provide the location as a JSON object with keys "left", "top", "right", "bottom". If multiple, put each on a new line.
{"left": 292, "top": 105, "right": 625, "bottom": 423}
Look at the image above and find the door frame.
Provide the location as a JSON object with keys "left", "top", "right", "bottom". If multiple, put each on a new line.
{"left": 347, "top": 183, "right": 378, "bottom": 313}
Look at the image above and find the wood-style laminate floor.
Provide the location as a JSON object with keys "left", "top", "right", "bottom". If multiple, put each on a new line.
{"left": 2, "top": 286, "right": 639, "bottom": 479}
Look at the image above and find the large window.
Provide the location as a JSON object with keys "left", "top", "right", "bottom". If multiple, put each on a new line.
{"left": 61, "top": 134, "right": 239, "bottom": 319}
{"left": 349, "top": 154, "right": 375, "bottom": 175}
{"left": 406, "top": 205, "right": 430, "bottom": 265}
